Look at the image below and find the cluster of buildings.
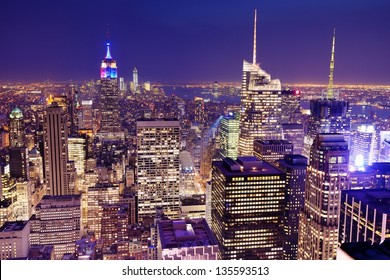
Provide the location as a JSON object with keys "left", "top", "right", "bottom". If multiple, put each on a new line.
{"left": 0, "top": 11, "right": 389, "bottom": 260}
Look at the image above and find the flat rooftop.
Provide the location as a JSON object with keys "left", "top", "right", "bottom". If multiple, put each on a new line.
{"left": 0, "top": 221, "right": 28, "bottom": 232}
{"left": 254, "top": 139, "right": 292, "bottom": 145}
{"left": 158, "top": 218, "right": 218, "bottom": 249}
{"left": 340, "top": 240, "right": 390, "bottom": 260}
{"left": 342, "top": 189, "right": 390, "bottom": 213}
{"left": 213, "top": 156, "right": 284, "bottom": 177}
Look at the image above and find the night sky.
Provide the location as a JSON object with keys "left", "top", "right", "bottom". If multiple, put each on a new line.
{"left": 1, "top": 0, "right": 390, "bottom": 84}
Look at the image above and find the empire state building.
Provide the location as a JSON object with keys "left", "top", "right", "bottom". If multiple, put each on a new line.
{"left": 98, "top": 41, "right": 121, "bottom": 137}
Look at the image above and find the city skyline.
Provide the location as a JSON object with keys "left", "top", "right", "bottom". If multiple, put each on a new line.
{"left": 1, "top": 1, "right": 390, "bottom": 84}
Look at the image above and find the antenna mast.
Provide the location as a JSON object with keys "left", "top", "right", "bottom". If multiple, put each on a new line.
{"left": 253, "top": 9, "right": 257, "bottom": 65}
{"left": 327, "top": 28, "right": 336, "bottom": 99}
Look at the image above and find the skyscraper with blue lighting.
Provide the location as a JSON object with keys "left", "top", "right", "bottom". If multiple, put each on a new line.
{"left": 99, "top": 42, "right": 121, "bottom": 135}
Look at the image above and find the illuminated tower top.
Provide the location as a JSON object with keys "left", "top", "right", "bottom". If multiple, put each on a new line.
{"left": 327, "top": 28, "right": 336, "bottom": 99}
{"left": 100, "top": 42, "right": 117, "bottom": 79}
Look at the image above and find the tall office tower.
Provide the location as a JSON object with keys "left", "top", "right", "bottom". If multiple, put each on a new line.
{"left": 157, "top": 219, "right": 219, "bottom": 260}
{"left": 297, "top": 134, "right": 349, "bottom": 260}
{"left": 14, "top": 180, "right": 33, "bottom": 221}
{"left": 79, "top": 100, "right": 93, "bottom": 130}
{"left": 99, "top": 41, "right": 120, "bottom": 134}
{"left": 194, "top": 97, "right": 205, "bottom": 126}
{"left": 211, "top": 156, "right": 286, "bottom": 260}
{"left": 29, "top": 195, "right": 81, "bottom": 260}
{"left": 87, "top": 183, "right": 119, "bottom": 238}
{"left": 238, "top": 11, "right": 282, "bottom": 156}
{"left": 68, "top": 137, "right": 86, "bottom": 179}
{"left": 9, "top": 107, "right": 29, "bottom": 180}
{"left": 281, "top": 89, "right": 302, "bottom": 124}
{"left": 119, "top": 77, "right": 126, "bottom": 91}
{"left": 339, "top": 189, "right": 390, "bottom": 245}
{"left": 303, "top": 30, "right": 351, "bottom": 158}
{"left": 101, "top": 204, "right": 129, "bottom": 259}
{"left": 67, "top": 84, "right": 79, "bottom": 135}
{"left": 253, "top": 139, "right": 293, "bottom": 164}
{"left": 136, "top": 119, "right": 180, "bottom": 222}
{"left": 200, "top": 129, "right": 214, "bottom": 180}
{"left": 9, "top": 107, "right": 25, "bottom": 148}
{"left": 133, "top": 67, "right": 139, "bottom": 93}
{"left": 29, "top": 147, "right": 43, "bottom": 186}
{"left": 350, "top": 124, "right": 378, "bottom": 169}
{"left": 44, "top": 103, "right": 74, "bottom": 196}
{"left": 275, "top": 155, "right": 308, "bottom": 260}
{"left": 282, "top": 123, "right": 304, "bottom": 155}
{"left": 0, "top": 221, "right": 30, "bottom": 260}
{"left": 0, "top": 164, "right": 17, "bottom": 203}
{"left": 9, "top": 147, "right": 29, "bottom": 180}
{"left": 219, "top": 112, "right": 240, "bottom": 160}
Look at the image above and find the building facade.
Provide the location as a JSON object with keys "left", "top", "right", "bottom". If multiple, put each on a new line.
{"left": 136, "top": 119, "right": 180, "bottom": 222}
{"left": 298, "top": 134, "right": 349, "bottom": 260}
{"left": 211, "top": 156, "right": 286, "bottom": 259}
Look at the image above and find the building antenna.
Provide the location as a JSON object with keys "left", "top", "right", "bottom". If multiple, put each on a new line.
{"left": 105, "top": 24, "right": 112, "bottom": 59}
{"left": 327, "top": 28, "right": 336, "bottom": 99}
{"left": 253, "top": 9, "right": 257, "bottom": 65}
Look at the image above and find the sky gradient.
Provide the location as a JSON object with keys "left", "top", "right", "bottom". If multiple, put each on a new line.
{"left": 1, "top": 0, "right": 390, "bottom": 84}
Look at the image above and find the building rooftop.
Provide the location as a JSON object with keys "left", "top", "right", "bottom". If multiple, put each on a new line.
{"left": 214, "top": 156, "right": 284, "bottom": 177}
{"left": 180, "top": 195, "right": 206, "bottom": 206}
{"left": 342, "top": 189, "right": 390, "bottom": 213}
{"left": 369, "top": 162, "right": 390, "bottom": 173}
{"left": 276, "top": 155, "right": 308, "bottom": 168}
{"left": 0, "top": 220, "right": 28, "bottom": 232}
{"left": 340, "top": 240, "right": 390, "bottom": 260}
{"left": 281, "top": 123, "right": 303, "bottom": 129}
{"left": 254, "top": 139, "right": 292, "bottom": 146}
{"left": 158, "top": 218, "right": 218, "bottom": 249}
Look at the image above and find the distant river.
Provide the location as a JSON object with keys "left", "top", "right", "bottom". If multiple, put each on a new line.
{"left": 163, "top": 86, "right": 240, "bottom": 104}
{"left": 164, "top": 86, "right": 390, "bottom": 119}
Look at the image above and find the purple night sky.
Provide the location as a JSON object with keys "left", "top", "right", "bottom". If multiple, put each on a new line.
{"left": 1, "top": 0, "right": 389, "bottom": 84}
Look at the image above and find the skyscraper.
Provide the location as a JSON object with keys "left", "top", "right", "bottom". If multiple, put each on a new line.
{"left": 275, "top": 155, "right": 308, "bottom": 260}
{"left": 281, "top": 89, "right": 302, "bottom": 124}
{"left": 211, "top": 156, "right": 286, "bottom": 259}
{"left": 99, "top": 41, "right": 120, "bottom": 135}
{"left": 253, "top": 139, "right": 293, "bottom": 164}
{"left": 136, "top": 119, "right": 180, "bottom": 222}
{"left": 44, "top": 103, "right": 74, "bottom": 196}
{"left": 87, "top": 183, "right": 120, "bottom": 238}
{"left": 9, "top": 107, "right": 25, "bottom": 148}
{"left": 350, "top": 124, "right": 378, "bottom": 169}
{"left": 29, "top": 195, "right": 81, "bottom": 260}
{"left": 282, "top": 123, "right": 304, "bottom": 155}
{"left": 303, "top": 29, "right": 351, "bottom": 158}
{"left": 238, "top": 10, "right": 282, "bottom": 156}
{"left": 9, "top": 107, "right": 29, "bottom": 180}
{"left": 219, "top": 112, "right": 240, "bottom": 160}
{"left": 194, "top": 97, "right": 205, "bottom": 126}
{"left": 133, "top": 67, "right": 139, "bottom": 93}
{"left": 298, "top": 134, "right": 349, "bottom": 260}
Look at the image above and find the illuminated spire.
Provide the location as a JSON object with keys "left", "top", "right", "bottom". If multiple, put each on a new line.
{"left": 253, "top": 9, "right": 257, "bottom": 65}
{"left": 105, "top": 42, "right": 112, "bottom": 59}
{"left": 327, "top": 28, "right": 336, "bottom": 99}
{"left": 47, "top": 94, "right": 54, "bottom": 105}
{"left": 105, "top": 24, "right": 112, "bottom": 59}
